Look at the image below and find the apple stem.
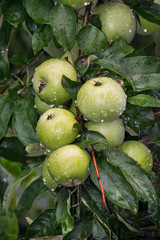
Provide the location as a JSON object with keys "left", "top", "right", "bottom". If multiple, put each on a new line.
{"left": 91, "top": 147, "right": 110, "bottom": 214}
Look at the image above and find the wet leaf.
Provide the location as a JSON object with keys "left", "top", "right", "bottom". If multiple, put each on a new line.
{"left": 128, "top": 94, "right": 160, "bottom": 107}
{"left": 50, "top": 4, "right": 76, "bottom": 51}
{"left": 61, "top": 75, "right": 82, "bottom": 100}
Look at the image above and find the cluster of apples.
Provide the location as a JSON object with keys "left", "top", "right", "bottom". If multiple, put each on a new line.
{"left": 32, "top": 0, "right": 154, "bottom": 190}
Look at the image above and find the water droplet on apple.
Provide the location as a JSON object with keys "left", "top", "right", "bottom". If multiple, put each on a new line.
{"left": 129, "top": 29, "right": 132, "bottom": 33}
{"left": 100, "top": 119, "right": 104, "bottom": 122}
{"left": 144, "top": 29, "right": 148, "bottom": 33}
{"left": 34, "top": 104, "right": 37, "bottom": 108}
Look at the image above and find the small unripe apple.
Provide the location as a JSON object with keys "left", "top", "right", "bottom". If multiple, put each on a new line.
{"left": 94, "top": 2, "right": 136, "bottom": 44}
{"left": 77, "top": 77, "right": 127, "bottom": 122}
{"left": 33, "top": 59, "right": 77, "bottom": 105}
{"left": 42, "top": 157, "right": 57, "bottom": 190}
{"left": 34, "top": 95, "right": 53, "bottom": 115}
{"left": 57, "top": 0, "right": 97, "bottom": 10}
{"left": 36, "top": 108, "right": 78, "bottom": 150}
{"left": 137, "top": 0, "right": 160, "bottom": 35}
{"left": 119, "top": 141, "right": 153, "bottom": 172}
{"left": 48, "top": 144, "right": 90, "bottom": 187}
{"left": 85, "top": 118, "right": 125, "bottom": 150}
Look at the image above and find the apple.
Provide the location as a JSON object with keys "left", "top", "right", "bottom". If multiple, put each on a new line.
{"left": 42, "top": 157, "right": 57, "bottom": 190}
{"left": 36, "top": 108, "right": 78, "bottom": 150}
{"left": 33, "top": 58, "right": 77, "bottom": 105}
{"left": 85, "top": 118, "right": 125, "bottom": 150}
{"left": 77, "top": 77, "right": 127, "bottom": 122}
{"left": 34, "top": 95, "right": 53, "bottom": 115}
{"left": 48, "top": 144, "right": 90, "bottom": 187}
{"left": 94, "top": 2, "right": 136, "bottom": 44}
{"left": 57, "top": 0, "right": 97, "bottom": 10}
{"left": 137, "top": 0, "right": 160, "bottom": 35}
{"left": 119, "top": 141, "right": 153, "bottom": 172}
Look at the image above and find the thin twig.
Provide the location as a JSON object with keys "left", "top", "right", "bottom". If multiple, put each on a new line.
{"left": 17, "top": 49, "right": 45, "bottom": 80}
{"left": 91, "top": 147, "right": 109, "bottom": 214}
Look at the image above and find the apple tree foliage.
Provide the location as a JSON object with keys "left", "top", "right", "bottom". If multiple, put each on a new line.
{"left": 1, "top": 0, "right": 160, "bottom": 239}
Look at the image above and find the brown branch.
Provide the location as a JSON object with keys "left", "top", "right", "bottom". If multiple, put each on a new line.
{"left": 17, "top": 49, "right": 45, "bottom": 80}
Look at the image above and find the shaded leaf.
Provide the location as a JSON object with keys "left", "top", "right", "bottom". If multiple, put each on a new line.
{"left": 25, "top": 209, "right": 58, "bottom": 239}
{"left": 24, "top": 0, "right": 53, "bottom": 24}
{"left": 0, "top": 168, "right": 8, "bottom": 200}
{"left": 56, "top": 188, "right": 74, "bottom": 236}
{"left": 132, "top": 73, "right": 160, "bottom": 91}
{"left": 1, "top": 0, "right": 25, "bottom": 25}
{"left": 0, "top": 158, "right": 21, "bottom": 178}
{"left": 61, "top": 75, "right": 82, "bottom": 100}
{"left": 50, "top": 4, "right": 77, "bottom": 51}
{"left": 12, "top": 97, "right": 38, "bottom": 146}
{"left": 75, "top": 55, "right": 97, "bottom": 78}
{"left": 92, "top": 217, "right": 111, "bottom": 240}
{"left": 17, "top": 177, "right": 47, "bottom": 214}
{"left": 128, "top": 94, "right": 160, "bottom": 107}
{"left": 25, "top": 14, "right": 40, "bottom": 35}
{"left": 0, "top": 95, "right": 13, "bottom": 140}
{"left": 77, "top": 25, "right": 107, "bottom": 54}
{"left": 103, "top": 149, "right": 157, "bottom": 204}
{"left": 90, "top": 154, "right": 138, "bottom": 212}
{"left": 74, "top": 131, "right": 107, "bottom": 148}
{"left": 64, "top": 218, "right": 92, "bottom": 240}
{"left": 0, "top": 137, "right": 27, "bottom": 163}
{"left": 32, "top": 25, "right": 52, "bottom": 55}
{"left": 3, "top": 164, "right": 41, "bottom": 213}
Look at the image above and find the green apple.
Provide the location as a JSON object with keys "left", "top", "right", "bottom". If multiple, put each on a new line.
{"left": 119, "top": 141, "right": 153, "bottom": 172}
{"left": 33, "top": 58, "right": 77, "bottom": 105}
{"left": 77, "top": 77, "right": 127, "bottom": 122}
{"left": 85, "top": 118, "right": 125, "bottom": 150}
{"left": 57, "top": 0, "right": 96, "bottom": 9}
{"left": 36, "top": 108, "right": 78, "bottom": 150}
{"left": 34, "top": 95, "right": 53, "bottom": 115}
{"left": 137, "top": 0, "right": 160, "bottom": 35}
{"left": 42, "top": 157, "right": 57, "bottom": 190}
{"left": 48, "top": 144, "right": 90, "bottom": 187}
{"left": 94, "top": 2, "right": 136, "bottom": 44}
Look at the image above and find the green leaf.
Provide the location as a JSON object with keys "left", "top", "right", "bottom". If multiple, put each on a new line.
{"left": 75, "top": 55, "right": 97, "bottom": 78}
{"left": 25, "top": 14, "right": 40, "bottom": 35}
{"left": 17, "top": 177, "right": 47, "bottom": 214}
{"left": 0, "top": 55, "right": 10, "bottom": 80}
{"left": 0, "top": 137, "right": 26, "bottom": 163}
{"left": 96, "top": 40, "right": 134, "bottom": 61}
{"left": 0, "top": 96, "right": 13, "bottom": 140}
{"left": 128, "top": 94, "right": 160, "bottom": 107}
{"left": 77, "top": 25, "right": 107, "bottom": 54}
{"left": 32, "top": 25, "right": 52, "bottom": 55}
{"left": 132, "top": 42, "right": 156, "bottom": 57}
{"left": 64, "top": 218, "right": 92, "bottom": 240}
{"left": 103, "top": 149, "right": 157, "bottom": 204}
{"left": 0, "top": 20, "right": 12, "bottom": 54}
{"left": 50, "top": 4, "right": 77, "bottom": 51}
{"left": 0, "top": 158, "right": 21, "bottom": 178}
{"left": 61, "top": 75, "right": 82, "bottom": 100}
{"left": 12, "top": 97, "right": 38, "bottom": 146}
{"left": 0, "top": 209, "right": 19, "bottom": 240}
{"left": 97, "top": 55, "right": 160, "bottom": 90}
{"left": 3, "top": 164, "right": 40, "bottom": 213}
{"left": 134, "top": 2, "right": 160, "bottom": 25}
{"left": 1, "top": 0, "right": 25, "bottom": 25}
{"left": 92, "top": 217, "right": 111, "bottom": 240}
{"left": 24, "top": 0, "right": 53, "bottom": 24}
{"left": 74, "top": 131, "right": 107, "bottom": 148}
{"left": 132, "top": 73, "right": 160, "bottom": 91}
{"left": 56, "top": 188, "right": 74, "bottom": 236}
{"left": 90, "top": 154, "right": 138, "bottom": 212}
{"left": 25, "top": 209, "right": 58, "bottom": 239}
{"left": 0, "top": 168, "right": 8, "bottom": 200}
{"left": 81, "top": 184, "right": 109, "bottom": 224}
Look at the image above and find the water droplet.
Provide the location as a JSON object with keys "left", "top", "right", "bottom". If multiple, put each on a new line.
{"left": 84, "top": 2, "right": 89, "bottom": 6}
{"left": 100, "top": 119, "right": 104, "bottom": 123}
{"left": 144, "top": 29, "right": 148, "bottom": 33}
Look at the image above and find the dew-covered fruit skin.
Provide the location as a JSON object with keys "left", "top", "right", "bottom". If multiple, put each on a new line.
{"left": 57, "top": 0, "right": 94, "bottom": 9}
{"left": 85, "top": 118, "right": 125, "bottom": 150}
{"left": 94, "top": 2, "right": 136, "bottom": 44}
{"left": 33, "top": 58, "right": 77, "bottom": 105}
{"left": 42, "top": 157, "right": 57, "bottom": 190}
{"left": 77, "top": 77, "right": 127, "bottom": 122}
{"left": 48, "top": 145, "right": 90, "bottom": 187}
{"left": 34, "top": 95, "right": 53, "bottom": 115}
{"left": 119, "top": 141, "right": 153, "bottom": 172}
{"left": 36, "top": 108, "right": 78, "bottom": 150}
